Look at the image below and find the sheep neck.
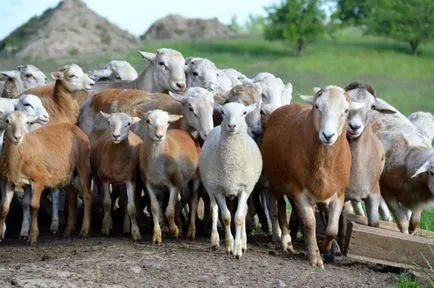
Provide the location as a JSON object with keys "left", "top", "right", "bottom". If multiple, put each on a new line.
{"left": 217, "top": 127, "right": 247, "bottom": 153}
{"left": 52, "top": 81, "right": 76, "bottom": 111}
{"left": 146, "top": 137, "right": 168, "bottom": 161}
{"left": 132, "top": 64, "right": 155, "bottom": 92}
{"left": 0, "top": 138, "right": 26, "bottom": 184}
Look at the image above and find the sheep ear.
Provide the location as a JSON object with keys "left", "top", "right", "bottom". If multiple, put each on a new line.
{"left": 0, "top": 70, "right": 18, "bottom": 79}
{"left": 212, "top": 103, "right": 224, "bottom": 114}
{"left": 169, "top": 91, "right": 187, "bottom": 104}
{"left": 411, "top": 160, "right": 431, "bottom": 178}
{"left": 51, "top": 71, "right": 64, "bottom": 80}
{"left": 252, "top": 83, "right": 262, "bottom": 95}
{"left": 350, "top": 101, "right": 365, "bottom": 111}
{"left": 99, "top": 111, "right": 110, "bottom": 121}
{"left": 373, "top": 99, "right": 397, "bottom": 114}
{"left": 133, "top": 109, "right": 147, "bottom": 120}
{"left": 213, "top": 93, "right": 226, "bottom": 105}
{"left": 0, "top": 112, "right": 7, "bottom": 128}
{"left": 300, "top": 95, "right": 314, "bottom": 104}
{"left": 131, "top": 116, "right": 141, "bottom": 125}
{"left": 284, "top": 83, "right": 293, "bottom": 93}
{"left": 168, "top": 114, "right": 182, "bottom": 124}
{"left": 138, "top": 50, "right": 156, "bottom": 62}
{"left": 313, "top": 87, "right": 321, "bottom": 94}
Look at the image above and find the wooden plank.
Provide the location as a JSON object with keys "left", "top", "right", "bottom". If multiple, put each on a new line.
{"left": 344, "top": 221, "right": 434, "bottom": 270}
{"left": 344, "top": 214, "right": 434, "bottom": 238}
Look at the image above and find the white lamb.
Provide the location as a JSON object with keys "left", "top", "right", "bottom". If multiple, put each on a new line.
{"left": 199, "top": 102, "right": 263, "bottom": 259}
{"left": 0, "top": 65, "right": 48, "bottom": 98}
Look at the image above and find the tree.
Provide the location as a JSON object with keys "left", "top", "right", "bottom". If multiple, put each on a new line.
{"left": 331, "top": 0, "right": 371, "bottom": 26}
{"left": 264, "top": 0, "right": 326, "bottom": 56}
{"left": 228, "top": 15, "right": 242, "bottom": 34}
{"left": 365, "top": 0, "right": 434, "bottom": 55}
{"left": 244, "top": 14, "right": 265, "bottom": 35}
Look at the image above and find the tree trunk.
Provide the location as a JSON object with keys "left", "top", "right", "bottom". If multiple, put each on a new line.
{"left": 409, "top": 40, "right": 419, "bottom": 56}
{"left": 296, "top": 39, "right": 305, "bottom": 56}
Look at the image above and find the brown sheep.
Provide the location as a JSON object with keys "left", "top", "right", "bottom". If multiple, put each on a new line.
{"left": 0, "top": 111, "right": 92, "bottom": 245}
{"left": 261, "top": 85, "right": 364, "bottom": 267}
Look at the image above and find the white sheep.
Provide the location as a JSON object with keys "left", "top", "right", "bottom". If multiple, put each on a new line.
{"left": 408, "top": 111, "right": 434, "bottom": 143}
{"left": 199, "top": 102, "right": 263, "bottom": 259}
{"left": 0, "top": 65, "right": 48, "bottom": 98}
{"left": 89, "top": 60, "right": 138, "bottom": 82}
{"left": 93, "top": 49, "right": 186, "bottom": 94}
{"left": 185, "top": 57, "right": 247, "bottom": 93}
{"left": 243, "top": 72, "right": 292, "bottom": 106}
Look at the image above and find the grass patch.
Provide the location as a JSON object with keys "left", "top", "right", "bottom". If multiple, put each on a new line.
{"left": 396, "top": 272, "right": 421, "bottom": 288}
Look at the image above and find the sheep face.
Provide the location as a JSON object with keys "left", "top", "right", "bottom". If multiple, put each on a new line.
{"left": 411, "top": 157, "right": 434, "bottom": 194}
{"left": 0, "top": 111, "right": 38, "bottom": 145}
{"left": 301, "top": 86, "right": 364, "bottom": 146}
{"left": 90, "top": 60, "right": 138, "bottom": 82}
{"left": 169, "top": 87, "right": 214, "bottom": 140}
{"left": 142, "top": 110, "right": 182, "bottom": 143}
{"left": 214, "top": 102, "right": 257, "bottom": 135}
{"left": 138, "top": 48, "right": 186, "bottom": 93}
{"left": 100, "top": 112, "right": 132, "bottom": 144}
{"left": 346, "top": 87, "right": 397, "bottom": 138}
{"left": 51, "top": 64, "right": 95, "bottom": 93}
{"left": 1, "top": 65, "right": 48, "bottom": 96}
{"left": 16, "top": 94, "right": 50, "bottom": 125}
{"left": 185, "top": 58, "right": 219, "bottom": 92}
{"left": 408, "top": 111, "right": 434, "bottom": 142}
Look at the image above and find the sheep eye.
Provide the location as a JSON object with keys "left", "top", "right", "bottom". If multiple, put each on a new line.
{"left": 68, "top": 74, "right": 76, "bottom": 78}
{"left": 243, "top": 111, "right": 247, "bottom": 116}
{"left": 25, "top": 74, "right": 33, "bottom": 78}
{"left": 260, "top": 110, "right": 265, "bottom": 115}
{"left": 314, "top": 104, "right": 319, "bottom": 109}
{"left": 220, "top": 110, "right": 225, "bottom": 115}
{"left": 26, "top": 121, "right": 30, "bottom": 124}
{"left": 371, "top": 104, "right": 376, "bottom": 109}
{"left": 159, "top": 62, "right": 166, "bottom": 67}
{"left": 344, "top": 109, "right": 349, "bottom": 113}
{"left": 127, "top": 122, "right": 131, "bottom": 126}
{"left": 5, "top": 119, "right": 9, "bottom": 124}
{"left": 146, "top": 119, "right": 150, "bottom": 124}
{"left": 189, "top": 107, "right": 194, "bottom": 112}
{"left": 24, "top": 103, "right": 33, "bottom": 108}
{"left": 192, "top": 71, "right": 199, "bottom": 77}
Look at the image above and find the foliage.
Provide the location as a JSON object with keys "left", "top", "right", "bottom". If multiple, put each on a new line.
{"left": 228, "top": 15, "right": 242, "bottom": 34}
{"left": 244, "top": 14, "right": 265, "bottom": 35}
{"left": 331, "top": 0, "right": 371, "bottom": 26}
{"left": 364, "top": 0, "right": 434, "bottom": 55}
{"left": 264, "top": 0, "right": 327, "bottom": 56}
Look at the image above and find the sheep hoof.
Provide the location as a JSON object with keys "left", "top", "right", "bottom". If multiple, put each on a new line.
{"left": 131, "top": 226, "right": 142, "bottom": 241}
{"left": 152, "top": 230, "right": 162, "bottom": 244}
{"left": 19, "top": 235, "right": 28, "bottom": 241}
{"left": 170, "top": 226, "right": 180, "bottom": 239}
{"left": 309, "top": 254, "right": 324, "bottom": 268}
{"left": 211, "top": 244, "right": 219, "bottom": 251}
{"left": 186, "top": 227, "right": 196, "bottom": 241}
{"left": 235, "top": 254, "right": 241, "bottom": 260}
{"left": 79, "top": 229, "right": 89, "bottom": 238}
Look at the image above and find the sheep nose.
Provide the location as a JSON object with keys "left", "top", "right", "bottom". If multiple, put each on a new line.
{"left": 176, "top": 82, "right": 186, "bottom": 90}
{"left": 113, "top": 134, "right": 120, "bottom": 140}
{"left": 228, "top": 124, "right": 236, "bottom": 129}
{"left": 322, "top": 131, "right": 335, "bottom": 141}
{"left": 89, "top": 81, "right": 95, "bottom": 87}
{"left": 13, "top": 135, "right": 21, "bottom": 142}
{"left": 155, "top": 134, "right": 163, "bottom": 140}
{"left": 349, "top": 123, "right": 361, "bottom": 131}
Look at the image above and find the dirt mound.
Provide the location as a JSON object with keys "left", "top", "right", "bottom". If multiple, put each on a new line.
{"left": 0, "top": 0, "right": 140, "bottom": 59}
{"left": 141, "top": 14, "right": 235, "bottom": 41}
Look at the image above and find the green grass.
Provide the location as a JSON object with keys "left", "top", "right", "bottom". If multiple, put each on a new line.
{"left": 1, "top": 28, "right": 433, "bottom": 230}
{"left": 396, "top": 273, "right": 421, "bottom": 288}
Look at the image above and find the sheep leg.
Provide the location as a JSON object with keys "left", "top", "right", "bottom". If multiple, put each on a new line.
{"left": 208, "top": 192, "right": 220, "bottom": 250}
{"left": 322, "top": 194, "right": 344, "bottom": 261}
{"left": 126, "top": 181, "right": 141, "bottom": 241}
{"left": 253, "top": 185, "right": 268, "bottom": 234}
{"left": 351, "top": 200, "right": 365, "bottom": 216}
{"left": 268, "top": 192, "right": 281, "bottom": 244}
{"left": 78, "top": 173, "right": 92, "bottom": 237}
{"left": 145, "top": 183, "right": 162, "bottom": 244}
{"left": 384, "top": 196, "right": 409, "bottom": 234}
{"left": 289, "top": 202, "right": 301, "bottom": 243}
{"left": 409, "top": 209, "right": 422, "bottom": 234}
{"left": 379, "top": 197, "right": 392, "bottom": 222}
{"left": 0, "top": 182, "right": 14, "bottom": 242}
{"left": 233, "top": 190, "right": 249, "bottom": 259}
{"left": 165, "top": 185, "right": 180, "bottom": 239}
{"left": 29, "top": 182, "right": 44, "bottom": 245}
{"left": 261, "top": 190, "right": 271, "bottom": 234}
{"left": 365, "top": 193, "right": 380, "bottom": 227}
{"left": 215, "top": 193, "right": 234, "bottom": 255}
{"left": 50, "top": 189, "right": 60, "bottom": 234}
{"left": 277, "top": 195, "right": 295, "bottom": 253}
{"left": 295, "top": 193, "right": 323, "bottom": 268}
{"left": 187, "top": 179, "right": 199, "bottom": 241}
{"left": 19, "top": 186, "right": 32, "bottom": 240}
{"left": 64, "top": 185, "right": 78, "bottom": 237}
{"left": 101, "top": 182, "right": 112, "bottom": 235}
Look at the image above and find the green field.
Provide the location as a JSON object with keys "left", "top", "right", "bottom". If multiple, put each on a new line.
{"left": 1, "top": 27, "right": 433, "bottom": 230}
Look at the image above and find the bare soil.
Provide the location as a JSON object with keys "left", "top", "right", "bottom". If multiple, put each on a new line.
{"left": 0, "top": 230, "right": 399, "bottom": 288}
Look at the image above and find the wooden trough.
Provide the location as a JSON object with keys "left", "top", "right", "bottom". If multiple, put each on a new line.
{"left": 343, "top": 214, "right": 434, "bottom": 271}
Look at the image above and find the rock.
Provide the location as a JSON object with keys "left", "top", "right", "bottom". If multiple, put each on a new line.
{"left": 141, "top": 14, "right": 235, "bottom": 41}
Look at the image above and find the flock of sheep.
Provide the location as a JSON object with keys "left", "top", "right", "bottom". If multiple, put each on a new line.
{"left": 0, "top": 48, "right": 433, "bottom": 268}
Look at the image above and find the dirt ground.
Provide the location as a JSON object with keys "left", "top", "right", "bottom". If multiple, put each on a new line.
{"left": 0, "top": 230, "right": 399, "bottom": 288}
